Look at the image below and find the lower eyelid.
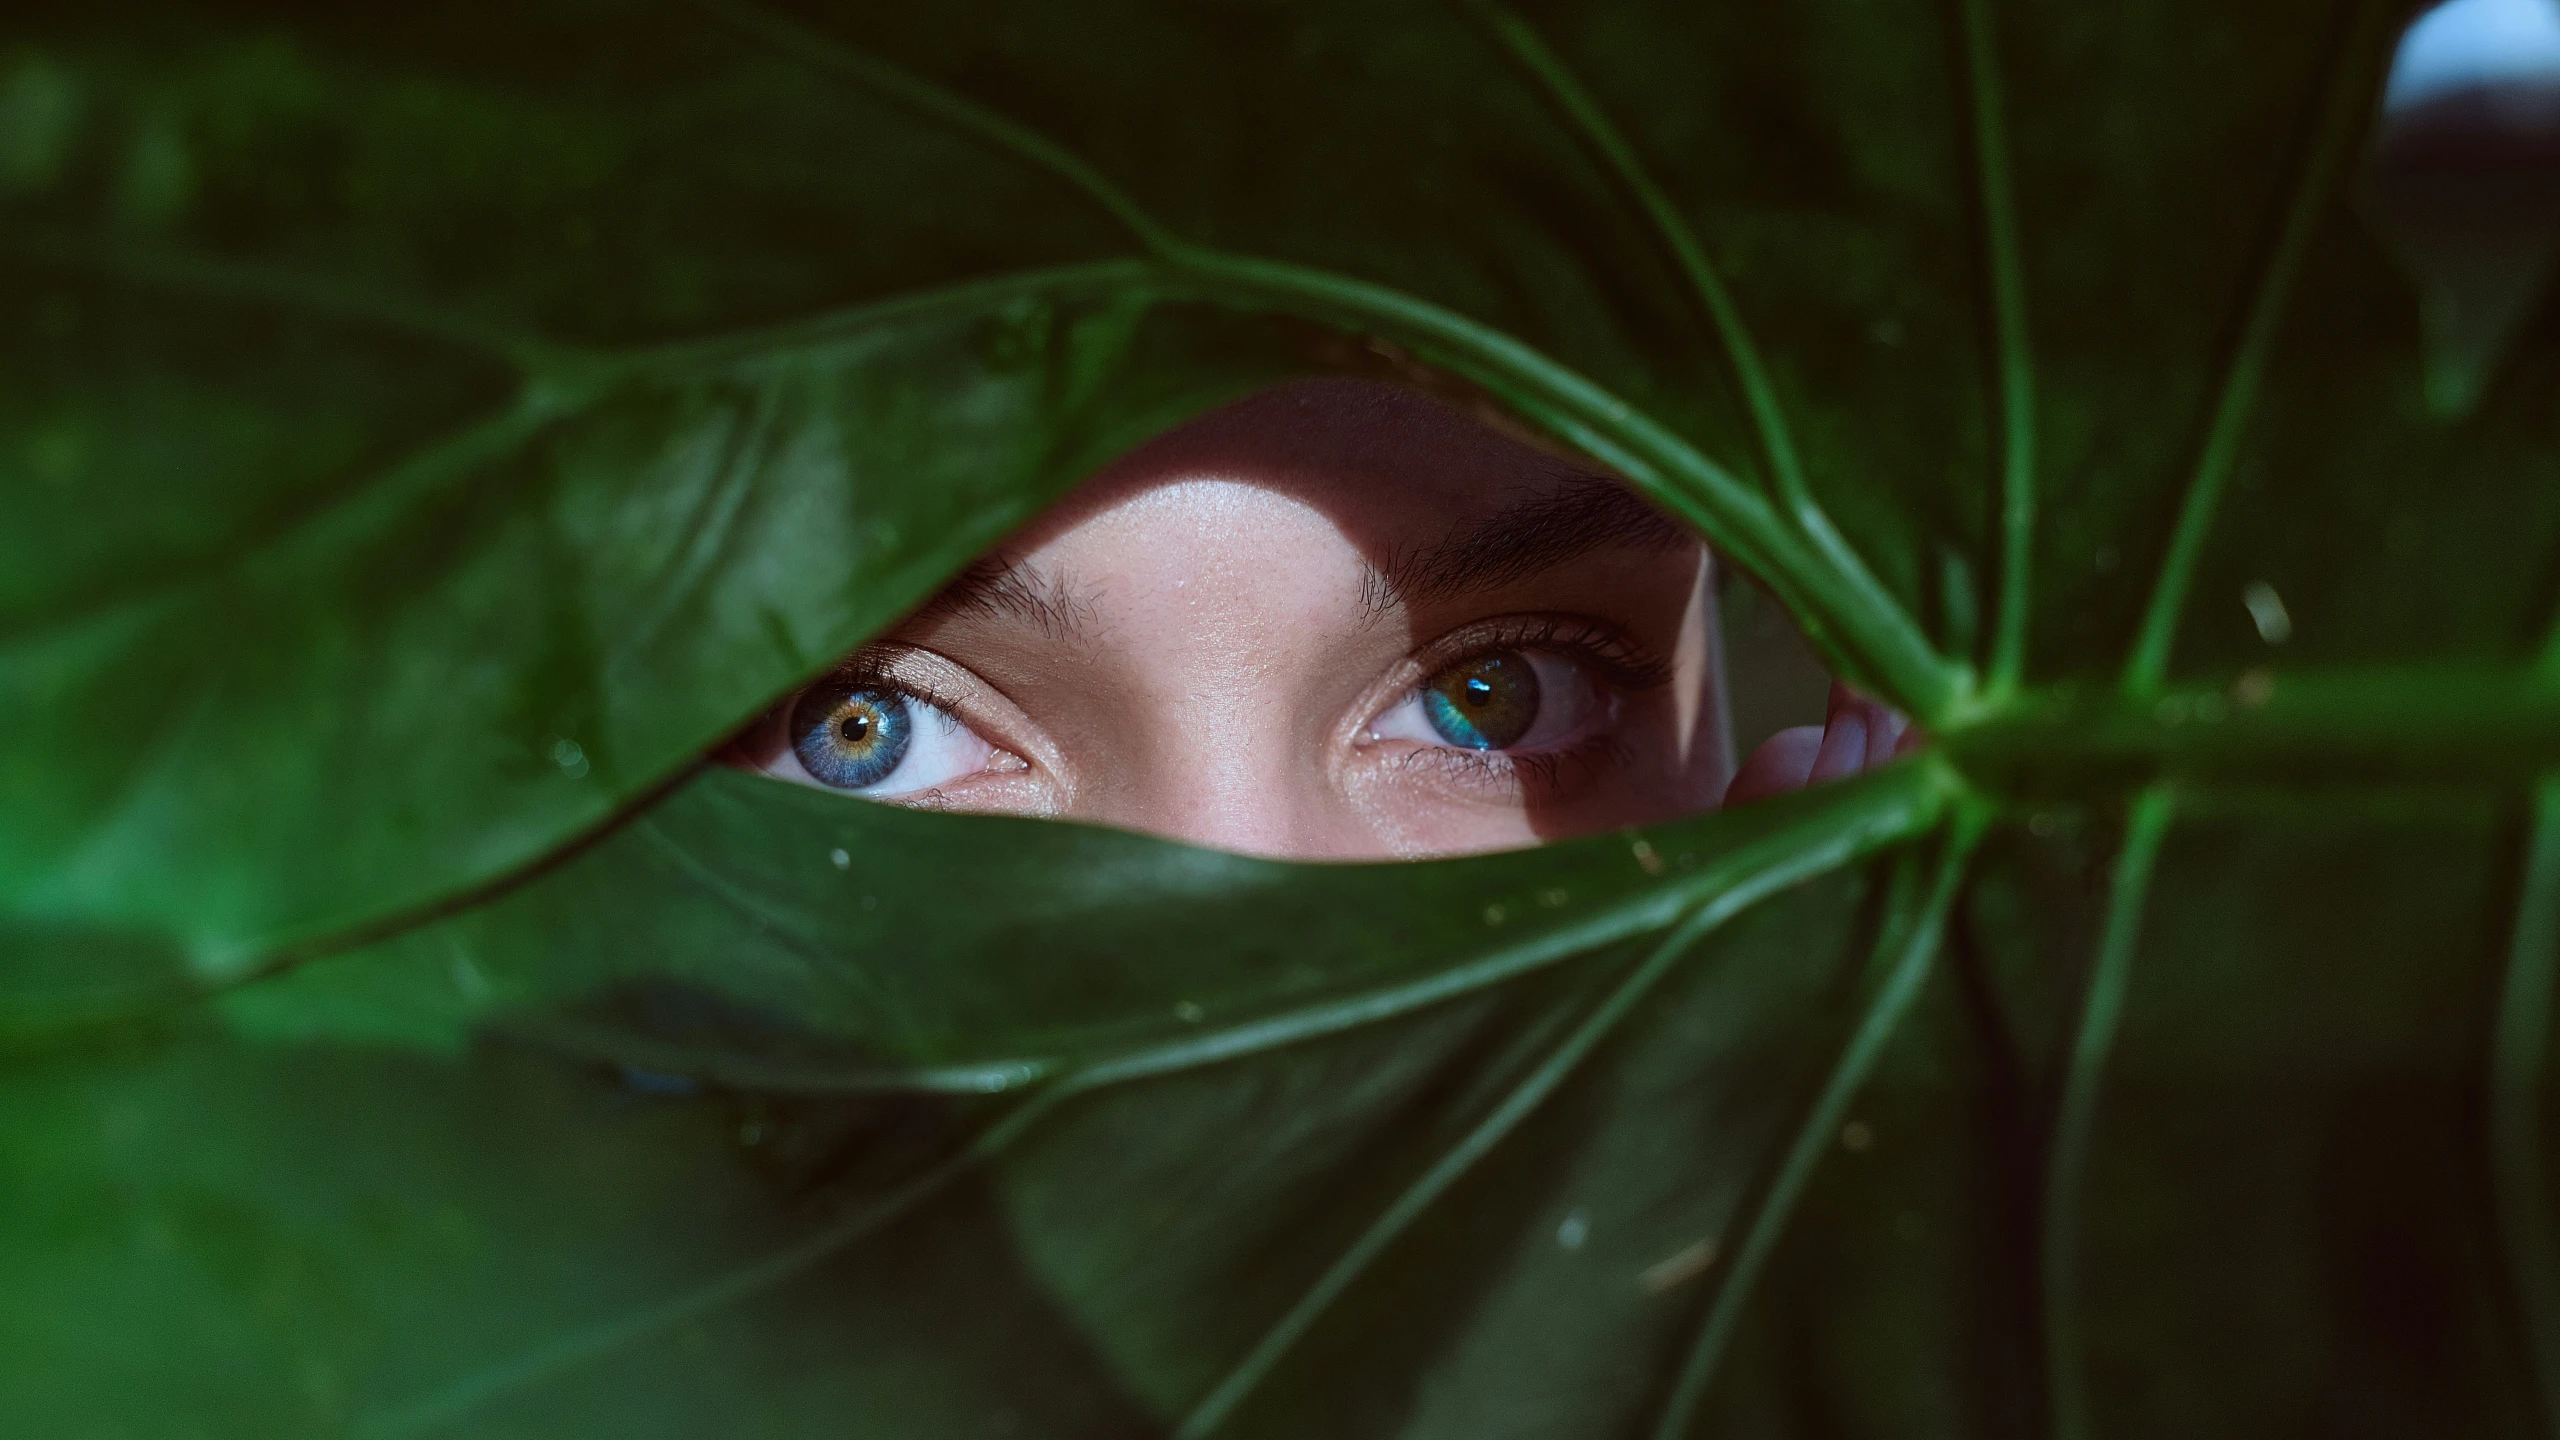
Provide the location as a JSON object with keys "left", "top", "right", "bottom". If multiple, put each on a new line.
{"left": 1388, "top": 734, "right": 1629, "bottom": 796}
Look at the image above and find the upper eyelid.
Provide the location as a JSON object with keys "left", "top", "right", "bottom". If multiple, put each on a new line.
{"left": 1406, "top": 614, "right": 1673, "bottom": 689}
{"left": 822, "top": 643, "right": 981, "bottom": 714}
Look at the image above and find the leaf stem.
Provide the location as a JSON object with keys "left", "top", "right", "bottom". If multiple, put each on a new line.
{"left": 1957, "top": 0, "right": 2038, "bottom": 696}
{"left": 2120, "top": 0, "right": 2393, "bottom": 694}
{"left": 1938, "top": 664, "right": 2560, "bottom": 788}
{"left": 2041, "top": 786, "right": 2174, "bottom": 1440}
{"left": 1648, "top": 809, "right": 1984, "bottom": 1439}
{"left": 2494, "top": 775, "right": 2560, "bottom": 1437}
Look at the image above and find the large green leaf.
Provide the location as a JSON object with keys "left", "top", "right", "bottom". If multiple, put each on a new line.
{"left": 6, "top": 0, "right": 2560, "bottom": 1436}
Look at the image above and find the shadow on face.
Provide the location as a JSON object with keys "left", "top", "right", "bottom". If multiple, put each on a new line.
{"left": 726, "top": 377, "right": 1843, "bottom": 859}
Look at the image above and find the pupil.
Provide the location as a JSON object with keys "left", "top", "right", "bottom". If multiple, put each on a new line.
{"left": 839, "top": 713, "right": 870, "bottom": 744}
{"left": 1464, "top": 677, "right": 1493, "bottom": 706}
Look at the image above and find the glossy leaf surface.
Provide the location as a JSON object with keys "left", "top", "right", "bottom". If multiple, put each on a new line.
{"left": 5, "top": 0, "right": 2559, "bottom": 1436}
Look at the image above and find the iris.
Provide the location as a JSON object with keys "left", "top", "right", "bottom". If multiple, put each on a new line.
{"left": 1422, "top": 650, "right": 1540, "bottom": 750}
{"left": 790, "top": 682, "right": 914, "bottom": 790}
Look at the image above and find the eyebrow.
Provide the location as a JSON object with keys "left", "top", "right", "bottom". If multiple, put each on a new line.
{"left": 908, "top": 556, "right": 1101, "bottom": 643}
{"left": 1360, "top": 474, "right": 1695, "bottom": 619}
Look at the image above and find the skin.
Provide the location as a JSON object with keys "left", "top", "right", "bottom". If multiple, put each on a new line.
{"left": 729, "top": 378, "right": 1902, "bottom": 858}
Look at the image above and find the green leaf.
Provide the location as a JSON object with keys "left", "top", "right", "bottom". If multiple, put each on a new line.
{"left": 221, "top": 761, "right": 1946, "bottom": 1073}
{"left": 2, "top": 775, "right": 1929, "bottom": 1436}
{"left": 8, "top": 0, "right": 2560, "bottom": 1435}
{"left": 1, "top": 260, "right": 1306, "bottom": 968}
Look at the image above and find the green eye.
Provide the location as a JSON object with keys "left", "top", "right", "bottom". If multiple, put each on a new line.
{"left": 1422, "top": 651, "right": 1541, "bottom": 750}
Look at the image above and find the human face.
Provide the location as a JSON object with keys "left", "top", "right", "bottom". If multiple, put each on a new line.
{"left": 726, "top": 378, "right": 1732, "bottom": 859}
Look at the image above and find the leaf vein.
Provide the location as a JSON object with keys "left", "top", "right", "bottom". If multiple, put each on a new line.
{"left": 695, "top": 0, "right": 1964, "bottom": 716}
{"left": 2121, "top": 0, "right": 2396, "bottom": 693}
{"left": 2040, "top": 785, "right": 2174, "bottom": 1440}
{"left": 1173, "top": 905, "right": 1742, "bottom": 1438}
{"left": 1648, "top": 811, "right": 1982, "bottom": 1439}
{"left": 2493, "top": 775, "right": 2560, "bottom": 1434}
{"left": 357, "top": 1087, "right": 1070, "bottom": 1438}
{"left": 1451, "top": 0, "right": 1958, "bottom": 716}
{"left": 622, "top": 762, "right": 1948, "bottom": 1094}
{"left": 1957, "top": 0, "right": 2040, "bottom": 695}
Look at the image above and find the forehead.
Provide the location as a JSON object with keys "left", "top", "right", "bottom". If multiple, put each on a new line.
{"left": 1010, "top": 377, "right": 1604, "bottom": 554}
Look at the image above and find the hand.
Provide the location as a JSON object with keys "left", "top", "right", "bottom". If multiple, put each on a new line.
{"left": 1722, "top": 681, "right": 1915, "bottom": 807}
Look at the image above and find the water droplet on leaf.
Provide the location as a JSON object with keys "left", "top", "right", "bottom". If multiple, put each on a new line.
{"left": 1556, "top": 1209, "right": 1590, "bottom": 1250}
{"left": 2243, "top": 581, "right": 2293, "bottom": 645}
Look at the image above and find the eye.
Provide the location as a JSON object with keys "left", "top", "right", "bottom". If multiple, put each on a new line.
{"left": 784, "top": 679, "right": 999, "bottom": 798}
{"left": 1369, "top": 648, "right": 1609, "bottom": 753}
{"left": 1422, "top": 652, "right": 1539, "bottom": 749}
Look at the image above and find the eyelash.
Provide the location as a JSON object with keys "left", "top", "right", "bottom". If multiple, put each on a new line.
{"left": 825, "top": 652, "right": 963, "bottom": 713}
{"left": 1418, "top": 615, "right": 1675, "bottom": 692}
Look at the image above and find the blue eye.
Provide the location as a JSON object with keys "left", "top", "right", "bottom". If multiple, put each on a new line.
{"left": 790, "top": 683, "right": 913, "bottom": 790}
{"left": 1422, "top": 650, "right": 1541, "bottom": 750}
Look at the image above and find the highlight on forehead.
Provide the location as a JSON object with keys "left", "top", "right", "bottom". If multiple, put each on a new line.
{"left": 904, "top": 377, "right": 1701, "bottom": 637}
{"left": 1070, "top": 375, "right": 1606, "bottom": 507}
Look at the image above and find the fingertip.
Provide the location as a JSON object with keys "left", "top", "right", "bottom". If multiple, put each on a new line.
{"left": 1724, "top": 725, "right": 1824, "bottom": 807}
{"left": 1807, "top": 704, "right": 1870, "bottom": 785}
{"left": 1866, "top": 703, "right": 1908, "bottom": 769}
{"left": 1825, "top": 679, "right": 1858, "bottom": 721}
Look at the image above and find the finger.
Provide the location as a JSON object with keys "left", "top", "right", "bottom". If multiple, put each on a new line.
{"left": 1824, "top": 678, "right": 1858, "bottom": 723}
{"left": 1723, "top": 725, "right": 1824, "bottom": 806}
{"left": 1824, "top": 681, "right": 1911, "bottom": 772}
{"left": 1807, "top": 691, "right": 1871, "bottom": 785}
{"left": 1863, "top": 698, "right": 1907, "bottom": 769}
